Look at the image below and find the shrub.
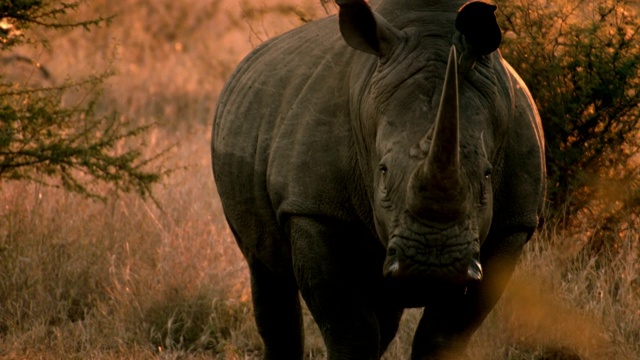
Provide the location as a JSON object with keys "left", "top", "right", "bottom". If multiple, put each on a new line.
{"left": 0, "top": 0, "right": 165, "bottom": 200}
{"left": 496, "top": 0, "right": 640, "bottom": 246}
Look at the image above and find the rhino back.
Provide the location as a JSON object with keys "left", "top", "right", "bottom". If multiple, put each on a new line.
{"left": 212, "top": 16, "right": 372, "bottom": 266}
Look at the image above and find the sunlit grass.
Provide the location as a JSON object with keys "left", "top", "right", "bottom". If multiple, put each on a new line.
{"left": 0, "top": 126, "right": 254, "bottom": 357}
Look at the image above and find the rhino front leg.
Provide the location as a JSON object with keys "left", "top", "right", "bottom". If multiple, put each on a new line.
{"left": 288, "top": 216, "right": 396, "bottom": 360}
{"left": 246, "top": 254, "right": 304, "bottom": 360}
{"left": 411, "top": 231, "right": 529, "bottom": 360}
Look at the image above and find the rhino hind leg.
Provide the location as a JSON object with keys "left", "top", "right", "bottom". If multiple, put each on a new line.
{"left": 246, "top": 255, "right": 304, "bottom": 360}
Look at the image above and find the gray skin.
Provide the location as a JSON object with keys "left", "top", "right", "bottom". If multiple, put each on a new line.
{"left": 211, "top": 0, "right": 545, "bottom": 359}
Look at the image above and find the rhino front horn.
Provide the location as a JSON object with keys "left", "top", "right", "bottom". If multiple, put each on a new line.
{"left": 426, "top": 45, "right": 460, "bottom": 179}
{"left": 408, "top": 46, "right": 467, "bottom": 221}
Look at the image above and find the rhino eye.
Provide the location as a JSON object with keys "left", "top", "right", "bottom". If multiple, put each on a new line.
{"left": 378, "top": 164, "right": 391, "bottom": 207}
{"left": 480, "top": 169, "right": 492, "bottom": 205}
{"left": 379, "top": 164, "right": 388, "bottom": 190}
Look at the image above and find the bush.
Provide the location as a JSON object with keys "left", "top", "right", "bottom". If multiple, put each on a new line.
{"left": 496, "top": 0, "right": 640, "bottom": 243}
{"left": 0, "top": 0, "right": 165, "bottom": 200}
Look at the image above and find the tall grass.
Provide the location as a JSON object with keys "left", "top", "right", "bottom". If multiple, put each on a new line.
{"left": 1, "top": 0, "right": 638, "bottom": 359}
{"left": 468, "top": 226, "right": 640, "bottom": 360}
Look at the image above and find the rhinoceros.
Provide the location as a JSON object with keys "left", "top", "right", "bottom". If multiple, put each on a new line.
{"left": 211, "top": 0, "right": 545, "bottom": 358}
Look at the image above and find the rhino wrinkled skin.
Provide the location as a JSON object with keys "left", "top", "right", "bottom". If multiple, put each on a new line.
{"left": 211, "top": 0, "right": 546, "bottom": 359}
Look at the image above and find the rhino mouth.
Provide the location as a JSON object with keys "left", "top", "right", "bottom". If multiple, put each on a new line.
{"left": 382, "top": 227, "right": 482, "bottom": 284}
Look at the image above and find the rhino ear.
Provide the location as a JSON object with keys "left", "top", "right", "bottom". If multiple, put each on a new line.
{"left": 456, "top": 1, "right": 502, "bottom": 56}
{"left": 337, "top": 0, "right": 401, "bottom": 58}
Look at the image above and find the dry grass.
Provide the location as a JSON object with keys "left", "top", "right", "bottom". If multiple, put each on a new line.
{"left": 1, "top": 1, "right": 639, "bottom": 359}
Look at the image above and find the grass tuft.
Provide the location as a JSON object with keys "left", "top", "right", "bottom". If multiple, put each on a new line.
{"left": 143, "top": 288, "right": 252, "bottom": 353}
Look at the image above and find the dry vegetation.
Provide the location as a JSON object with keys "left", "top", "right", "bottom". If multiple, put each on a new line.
{"left": 0, "top": 1, "right": 638, "bottom": 359}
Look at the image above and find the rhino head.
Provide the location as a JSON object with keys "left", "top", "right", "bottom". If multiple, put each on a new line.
{"left": 338, "top": 0, "right": 504, "bottom": 288}
{"left": 385, "top": 46, "right": 487, "bottom": 284}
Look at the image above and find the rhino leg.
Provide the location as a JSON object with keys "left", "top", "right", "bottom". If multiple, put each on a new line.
{"left": 288, "top": 216, "right": 401, "bottom": 360}
{"left": 246, "top": 254, "right": 304, "bottom": 360}
{"left": 410, "top": 231, "right": 530, "bottom": 360}
{"left": 378, "top": 303, "right": 404, "bottom": 354}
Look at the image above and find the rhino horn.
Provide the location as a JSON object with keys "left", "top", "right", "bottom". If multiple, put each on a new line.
{"left": 408, "top": 46, "right": 467, "bottom": 221}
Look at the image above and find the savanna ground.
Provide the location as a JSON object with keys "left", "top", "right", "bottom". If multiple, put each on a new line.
{"left": 1, "top": 1, "right": 639, "bottom": 359}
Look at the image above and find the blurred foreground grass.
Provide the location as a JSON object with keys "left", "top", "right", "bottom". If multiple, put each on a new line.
{"left": 0, "top": 0, "right": 638, "bottom": 359}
